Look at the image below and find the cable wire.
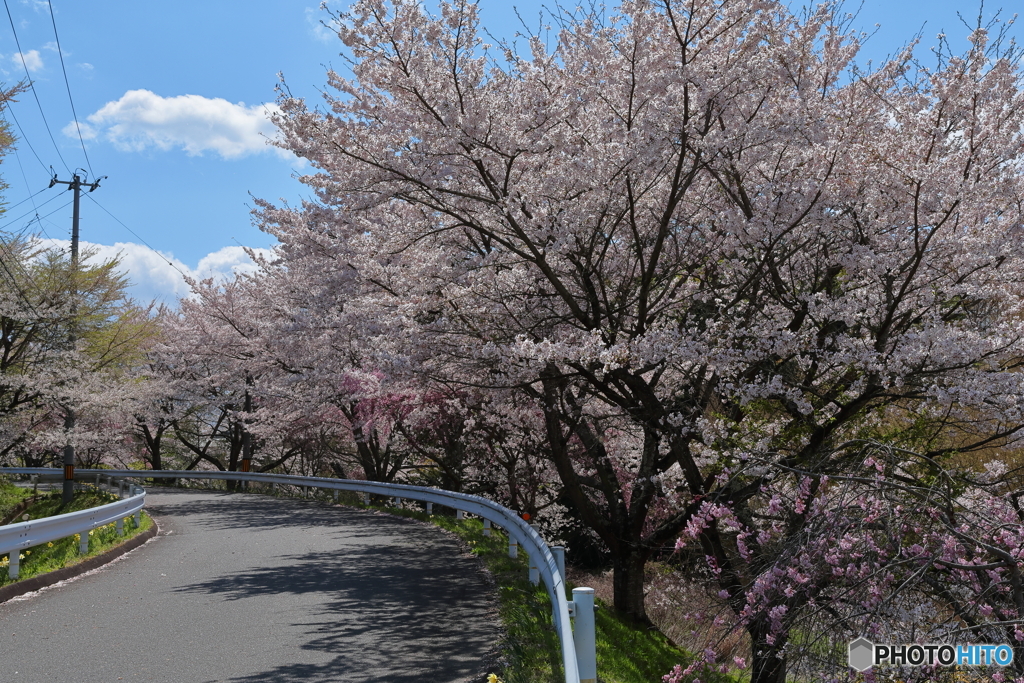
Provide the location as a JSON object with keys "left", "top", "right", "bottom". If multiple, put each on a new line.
{"left": 0, "top": 248, "right": 41, "bottom": 317}
{"left": 0, "top": 186, "right": 49, "bottom": 221}
{"left": 83, "top": 193, "right": 191, "bottom": 280}
{"left": 46, "top": 0, "right": 92, "bottom": 178}
{"left": 2, "top": 0, "right": 71, "bottom": 174}
{"left": 0, "top": 193, "right": 70, "bottom": 235}
{"left": 0, "top": 197, "right": 77, "bottom": 317}
{"left": 0, "top": 109, "right": 51, "bottom": 176}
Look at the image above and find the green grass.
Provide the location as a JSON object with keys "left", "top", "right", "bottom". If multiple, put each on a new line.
{"left": 0, "top": 476, "right": 33, "bottom": 521}
{"left": 0, "top": 485, "right": 153, "bottom": 587}
{"left": 347, "top": 498, "right": 726, "bottom": 683}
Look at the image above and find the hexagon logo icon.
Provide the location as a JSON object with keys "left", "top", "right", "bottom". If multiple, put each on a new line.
{"left": 849, "top": 638, "right": 875, "bottom": 672}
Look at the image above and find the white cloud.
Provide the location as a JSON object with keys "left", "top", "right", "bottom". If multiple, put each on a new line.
{"left": 193, "top": 246, "right": 269, "bottom": 280}
{"left": 41, "top": 239, "right": 274, "bottom": 305}
{"left": 306, "top": 7, "right": 337, "bottom": 43}
{"left": 13, "top": 50, "right": 43, "bottom": 72}
{"left": 67, "top": 89, "right": 288, "bottom": 160}
{"left": 20, "top": 0, "right": 49, "bottom": 14}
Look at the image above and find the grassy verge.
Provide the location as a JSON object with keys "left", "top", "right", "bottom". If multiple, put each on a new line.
{"left": 0, "top": 484, "right": 153, "bottom": 587}
{"left": 0, "top": 476, "right": 33, "bottom": 521}
{"left": 347, "top": 498, "right": 725, "bottom": 683}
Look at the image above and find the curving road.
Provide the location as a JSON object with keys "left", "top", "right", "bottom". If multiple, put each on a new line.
{"left": 0, "top": 489, "right": 500, "bottom": 682}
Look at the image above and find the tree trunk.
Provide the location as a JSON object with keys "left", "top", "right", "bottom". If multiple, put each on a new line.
{"left": 612, "top": 549, "right": 652, "bottom": 624}
{"left": 749, "top": 624, "right": 788, "bottom": 683}
{"left": 226, "top": 422, "right": 243, "bottom": 492}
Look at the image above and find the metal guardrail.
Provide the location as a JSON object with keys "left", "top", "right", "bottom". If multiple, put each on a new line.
{"left": 0, "top": 476, "right": 145, "bottom": 580}
{"left": 1, "top": 467, "right": 595, "bottom": 683}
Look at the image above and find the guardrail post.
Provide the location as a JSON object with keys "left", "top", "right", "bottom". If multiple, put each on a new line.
{"left": 8, "top": 550, "right": 18, "bottom": 579}
{"left": 363, "top": 492, "right": 370, "bottom": 506}
{"left": 79, "top": 531, "right": 89, "bottom": 554}
{"left": 395, "top": 497, "right": 402, "bottom": 508}
{"left": 572, "top": 587, "right": 597, "bottom": 683}
{"left": 116, "top": 517, "right": 124, "bottom": 535}
{"left": 483, "top": 519, "right": 491, "bottom": 536}
{"left": 456, "top": 510, "right": 464, "bottom": 520}
{"left": 134, "top": 510, "right": 141, "bottom": 527}
{"left": 426, "top": 502, "right": 432, "bottom": 514}
{"left": 333, "top": 490, "right": 339, "bottom": 503}
{"left": 508, "top": 537, "right": 518, "bottom": 558}
{"left": 551, "top": 545, "right": 566, "bottom": 586}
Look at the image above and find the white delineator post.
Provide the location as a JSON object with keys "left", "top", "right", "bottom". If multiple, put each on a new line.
{"left": 528, "top": 523, "right": 541, "bottom": 584}
{"left": 551, "top": 546, "right": 566, "bottom": 588}
{"left": 572, "top": 587, "right": 597, "bottom": 683}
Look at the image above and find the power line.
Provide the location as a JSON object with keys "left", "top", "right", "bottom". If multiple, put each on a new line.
{"left": 0, "top": 185, "right": 49, "bottom": 220}
{"left": 0, "top": 192, "right": 69, "bottom": 234}
{"left": 2, "top": 0, "right": 71, "bottom": 174}
{"left": 0, "top": 109, "right": 51, "bottom": 176}
{"left": 0, "top": 247, "right": 41, "bottom": 317}
{"left": 83, "top": 193, "right": 192, "bottom": 282}
{"left": 46, "top": 0, "right": 92, "bottom": 178}
{"left": 7, "top": 139, "right": 49, "bottom": 244}
{"left": 0, "top": 197, "right": 77, "bottom": 318}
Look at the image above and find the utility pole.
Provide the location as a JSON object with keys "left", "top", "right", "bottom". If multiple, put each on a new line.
{"left": 50, "top": 171, "right": 102, "bottom": 504}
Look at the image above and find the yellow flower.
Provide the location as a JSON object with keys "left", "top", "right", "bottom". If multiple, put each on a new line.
{"left": 88, "top": 530, "right": 94, "bottom": 536}
{"left": 47, "top": 542, "right": 53, "bottom": 547}
{"left": 24, "top": 550, "right": 30, "bottom": 555}
{"left": 487, "top": 675, "right": 503, "bottom": 683}
{"left": 19, "top": 553, "right": 25, "bottom": 559}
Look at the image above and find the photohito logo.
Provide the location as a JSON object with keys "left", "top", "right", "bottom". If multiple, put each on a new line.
{"left": 848, "top": 638, "right": 1014, "bottom": 672}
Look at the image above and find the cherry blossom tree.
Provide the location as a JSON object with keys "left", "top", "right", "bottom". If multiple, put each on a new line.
{"left": 155, "top": 275, "right": 301, "bottom": 480}
{"left": 253, "top": 0, "right": 1024, "bottom": 679}
{"left": 660, "top": 442, "right": 1024, "bottom": 683}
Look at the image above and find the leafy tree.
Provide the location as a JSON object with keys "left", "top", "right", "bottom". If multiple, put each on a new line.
{"left": 0, "top": 242, "right": 160, "bottom": 467}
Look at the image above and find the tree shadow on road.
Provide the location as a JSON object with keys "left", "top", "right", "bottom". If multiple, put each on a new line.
{"left": 165, "top": 493, "right": 500, "bottom": 683}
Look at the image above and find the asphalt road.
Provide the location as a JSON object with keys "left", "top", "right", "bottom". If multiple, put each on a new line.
{"left": 0, "top": 489, "right": 500, "bottom": 682}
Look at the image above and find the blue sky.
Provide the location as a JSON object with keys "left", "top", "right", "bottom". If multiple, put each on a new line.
{"left": 0, "top": 0, "right": 1017, "bottom": 304}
